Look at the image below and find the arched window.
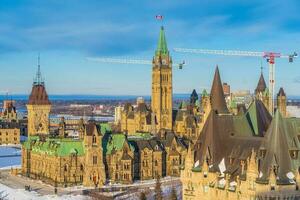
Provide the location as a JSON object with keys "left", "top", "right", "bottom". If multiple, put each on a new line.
{"left": 92, "top": 135, "right": 96, "bottom": 143}
{"left": 64, "top": 165, "right": 68, "bottom": 172}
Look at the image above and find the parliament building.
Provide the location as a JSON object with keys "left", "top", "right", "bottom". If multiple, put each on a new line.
{"left": 19, "top": 25, "right": 300, "bottom": 200}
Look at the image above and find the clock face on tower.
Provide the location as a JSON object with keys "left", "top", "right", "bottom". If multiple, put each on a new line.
{"left": 162, "top": 59, "right": 167, "bottom": 65}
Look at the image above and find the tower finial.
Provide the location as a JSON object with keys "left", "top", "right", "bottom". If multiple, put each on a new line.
{"left": 34, "top": 53, "right": 44, "bottom": 86}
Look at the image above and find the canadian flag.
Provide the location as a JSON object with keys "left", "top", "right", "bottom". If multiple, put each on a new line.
{"left": 155, "top": 15, "right": 163, "bottom": 20}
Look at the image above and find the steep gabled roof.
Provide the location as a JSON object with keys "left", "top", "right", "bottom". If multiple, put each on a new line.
{"left": 194, "top": 111, "right": 262, "bottom": 175}
{"left": 210, "top": 66, "right": 229, "bottom": 114}
{"left": 255, "top": 73, "right": 267, "bottom": 94}
{"left": 85, "top": 121, "right": 101, "bottom": 136}
{"left": 257, "top": 111, "right": 300, "bottom": 184}
{"left": 245, "top": 100, "right": 272, "bottom": 136}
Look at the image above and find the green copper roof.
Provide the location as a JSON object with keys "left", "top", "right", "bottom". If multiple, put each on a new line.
{"left": 105, "top": 133, "right": 134, "bottom": 155}
{"left": 244, "top": 100, "right": 272, "bottom": 136}
{"left": 202, "top": 89, "right": 209, "bottom": 97}
{"left": 100, "top": 123, "right": 112, "bottom": 134}
{"left": 22, "top": 137, "right": 85, "bottom": 157}
{"left": 263, "top": 88, "right": 269, "bottom": 96}
{"left": 179, "top": 101, "right": 187, "bottom": 110}
{"left": 229, "top": 98, "right": 237, "bottom": 109}
{"left": 155, "top": 26, "right": 168, "bottom": 56}
{"left": 246, "top": 101, "right": 260, "bottom": 136}
{"left": 195, "top": 100, "right": 200, "bottom": 107}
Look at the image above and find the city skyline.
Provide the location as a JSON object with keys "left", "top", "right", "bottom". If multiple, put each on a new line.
{"left": 0, "top": 0, "right": 300, "bottom": 95}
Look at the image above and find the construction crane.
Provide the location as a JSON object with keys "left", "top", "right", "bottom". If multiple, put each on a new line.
{"left": 174, "top": 47, "right": 298, "bottom": 116}
{"left": 86, "top": 57, "right": 186, "bottom": 69}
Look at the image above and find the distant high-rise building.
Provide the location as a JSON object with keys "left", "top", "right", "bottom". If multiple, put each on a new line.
{"left": 114, "top": 106, "right": 122, "bottom": 124}
{"left": 222, "top": 82, "right": 230, "bottom": 96}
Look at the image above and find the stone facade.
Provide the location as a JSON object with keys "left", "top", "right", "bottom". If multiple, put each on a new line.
{"left": 0, "top": 122, "right": 20, "bottom": 145}
{"left": 1, "top": 100, "right": 17, "bottom": 122}
{"left": 181, "top": 67, "right": 300, "bottom": 200}
{"left": 120, "top": 99, "right": 152, "bottom": 135}
{"left": 277, "top": 87, "right": 287, "bottom": 117}
{"left": 22, "top": 121, "right": 106, "bottom": 187}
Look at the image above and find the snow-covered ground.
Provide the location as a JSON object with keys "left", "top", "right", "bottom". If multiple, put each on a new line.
{"left": 287, "top": 106, "right": 300, "bottom": 118}
{"left": 0, "top": 147, "right": 21, "bottom": 168}
{"left": 0, "top": 182, "right": 89, "bottom": 200}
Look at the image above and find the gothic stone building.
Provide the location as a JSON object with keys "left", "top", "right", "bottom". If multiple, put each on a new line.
{"left": 120, "top": 26, "right": 207, "bottom": 141}
{"left": 103, "top": 131, "right": 188, "bottom": 184}
{"left": 181, "top": 67, "right": 300, "bottom": 200}
{"left": 21, "top": 64, "right": 106, "bottom": 187}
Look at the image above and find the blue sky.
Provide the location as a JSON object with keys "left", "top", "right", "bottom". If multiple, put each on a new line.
{"left": 0, "top": 0, "right": 300, "bottom": 96}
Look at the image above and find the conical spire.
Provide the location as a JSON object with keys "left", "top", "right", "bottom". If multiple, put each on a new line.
{"left": 255, "top": 72, "right": 266, "bottom": 94}
{"left": 277, "top": 87, "right": 286, "bottom": 97}
{"left": 190, "top": 89, "right": 198, "bottom": 104}
{"left": 258, "top": 110, "right": 299, "bottom": 183}
{"left": 210, "top": 66, "right": 229, "bottom": 114}
{"left": 155, "top": 26, "right": 168, "bottom": 56}
{"left": 33, "top": 54, "right": 44, "bottom": 86}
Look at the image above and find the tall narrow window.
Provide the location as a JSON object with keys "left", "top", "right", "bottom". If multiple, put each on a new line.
{"left": 93, "top": 156, "right": 97, "bottom": 165}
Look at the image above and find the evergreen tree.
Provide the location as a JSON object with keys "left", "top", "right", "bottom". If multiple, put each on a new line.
{"left": 140, "top": 192, "right": 147, "bottom": 200}
{"left": 170, "top": 186, "right": 177, "bottom": 200}
{"left": 154, "top": 175, "right": 163, "bottom": 200}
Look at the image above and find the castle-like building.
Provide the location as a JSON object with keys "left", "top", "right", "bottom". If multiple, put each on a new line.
{"left": 20, "top": 25, "right": 299, "bottom": 200}
{"left": 181, "top": 67, "right": 300, "bottom": 199}
{"left": 21, "top": 27, "right": 190, "bottom": 187}
{"left": 120, "top": 27, "right": 208, "bottom": 141}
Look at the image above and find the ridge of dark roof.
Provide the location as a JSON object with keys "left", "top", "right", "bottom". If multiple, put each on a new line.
{"left": 258, "top": 111, "right": 300, "bottom": 184}
{"left": 277, "top": 87, "right": 286, "bottom": 97}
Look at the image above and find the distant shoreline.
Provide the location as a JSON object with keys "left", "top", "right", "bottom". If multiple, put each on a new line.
{"left": 1, "top": 94, "right": 300, "bottom": 101}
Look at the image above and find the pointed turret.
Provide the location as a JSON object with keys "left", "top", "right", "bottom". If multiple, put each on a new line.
{"left": 257, "top": 111, "right": 300, "bottom": 184}
{"left": 210, "top": 66, "right": 229, "bottom": 114}
{"left": 190, "top": 89, "right": 198, "bottom": 104}
{"left": 277, "top": 87, "right": 286, "bottom": 97}
{"left": 255, "top": 72, "right": 267, "bottom": 94}
{"left": 155, "top": 26, "right": 168, "bottom": 56}
{"left": 277, "top": 87, "right": 287, "bottom": 117}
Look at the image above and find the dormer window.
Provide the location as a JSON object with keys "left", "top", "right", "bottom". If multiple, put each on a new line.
{"left": 290, "top": 150, "right": 299, "bottom": 159}
{"left": 260, "top": 148, "right": 266, "bottom": 158}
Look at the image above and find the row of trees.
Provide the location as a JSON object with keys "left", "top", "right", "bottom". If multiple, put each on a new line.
{"left": 140, "top": 176, "right": 178, "bottom": 200}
